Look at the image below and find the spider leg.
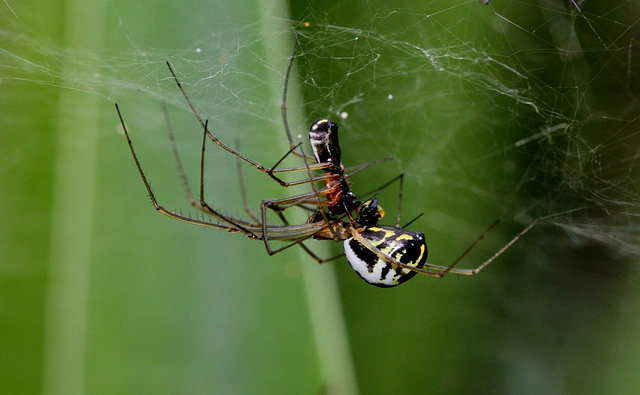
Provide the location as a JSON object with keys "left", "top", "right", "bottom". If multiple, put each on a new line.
{"left": 346, "top": 219, "right": 540, "bottom": 278}
{"left": 162, "top": 102, "right": 216, "bottom": 217}
{"left": 432, "top": 218, "right": 540, "bottom": 276}
{"left": 117, "top": 103, "right": 258, "bottom": 236}
{"left": 259, "top": 216, "right": 345, "bottom": 256}
{"left": 343, "top": 156, "right": 394, "bottom": 177}
{"left": 235, "top": 143, "right": 261, "bottom": 223}
{"left": 166, "top": 61, "right": 327, "bottom": 188}
{"left": 237, "top": 143, "right": 345, "bottom": 244}
{"left": 280, "top": 29, "right": 315, "bottom": 162}
{"left": 353, "top": 172, "right": 425, "bottom": 229}
{"left": 259, "top": 181, "right": 343, "bottom": 254}
{"left": 258, "top": 204, "right": 345, "bottom": 261}
{"left": 259, "top": 142, "right": 355, "bottom": 256}
{"left": 164, "top": 103, "right": 302, "bottom": 234}
{"left": 166, "top": 109, "right": 339, "bottom": 233}
{"left": 298, "top": 243, "right": 346, "bottom": 264}
{"left": 253, "top": 194, "right": 336, "bottom": 261}
{"left": 357, "top": 173, "right": 405, "bottom": 227}
{"left": 162, "top": 100, "right": 263, "bottom": 233}
{"left": 120, "top": 103, "right": 332, "bottom": 241}
{"left": 118, "top": 105, "right": 342, "bottom": 245}
{"left": 161, "top": 86, "right": 351, "bottom": 255}
{"left": 266, "top": 34, "right": 347, "bottom": 257}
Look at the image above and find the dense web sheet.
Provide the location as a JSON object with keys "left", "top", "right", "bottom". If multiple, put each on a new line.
{"left": 2, "top": 0, "right": 639, "bottom": 257}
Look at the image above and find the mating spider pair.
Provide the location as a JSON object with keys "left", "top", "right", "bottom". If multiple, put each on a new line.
{"left": 115, "top": 41, "right": 538, "bottom": 287}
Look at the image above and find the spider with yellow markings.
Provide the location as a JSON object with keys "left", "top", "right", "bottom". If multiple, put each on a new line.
{"left": 115, "top": 36, "right": 539, "bottom": 287}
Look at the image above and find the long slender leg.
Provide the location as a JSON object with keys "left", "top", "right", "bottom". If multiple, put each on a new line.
{"left": 280, "top": 30, "right": 315, "bottom": 161}
{"left": 436, "top": 219, "right": 540, "bottom": 276}
{"left": 235, "top": 143, "right": 261, "bottom": 223}
{"left": 160, "top": 39, "right": 355, "bottom": 260}
{"left": 117, "top": 103, "right": 255, "bottom": 235}
{"left": 357, "top": 173, "right": 405, "bottom": 226}
{"left": 348, "top": 219, "right": 540, "bottom": 277}
{"left": 166, "top": 61, "right": 327, "bottom": 187}
{"left": 163, "top": 67, "right": 351, "bottom": 240}
{"left": 354, "top": 172, "right": 428, "bottom": 229}
{"left": 162, "top": 102, "right": 207, "bottom": 213}
{"left": 165, "top": 102, "right": 342, "bottom": 230}
{"left": 163, "top": 102, "right": 309, "bottom": 230}
{"left": 121, "top": 101, "right": 350, "bottom": 245}
{"left": 298, "top": 243, "right": 346, "bottom": 264}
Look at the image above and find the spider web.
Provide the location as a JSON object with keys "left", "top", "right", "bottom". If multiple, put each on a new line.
{"left": 292, "top": 5, "right": 640, "bottom": 257}
{"left": 2, "top": 1, "right": 639, "bottom": 252}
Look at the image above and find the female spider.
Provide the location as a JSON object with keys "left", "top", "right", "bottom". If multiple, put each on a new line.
{"left": 116, "top": 42, "right": 538, "bottom": 287}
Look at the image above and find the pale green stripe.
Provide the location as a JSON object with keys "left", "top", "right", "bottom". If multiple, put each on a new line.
{"left": 256, "top": 4, "right": 359, "bottom": 393}
{"left": 42, "top": 0, "right": 107, "bottom": 393}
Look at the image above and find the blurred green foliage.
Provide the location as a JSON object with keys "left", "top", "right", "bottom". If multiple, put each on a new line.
{"left": 2, "top": 0, "right": 640, "bottom": 394}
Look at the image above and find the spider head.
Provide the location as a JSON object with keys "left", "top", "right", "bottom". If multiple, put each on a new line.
{"left": 309, "top": 118, "right": 341, "bottom": 166}
{"left": 358, "top": 198, "right": 385, "bottom": 227}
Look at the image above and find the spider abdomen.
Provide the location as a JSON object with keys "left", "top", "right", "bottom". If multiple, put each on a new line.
{"left": 344, "top": 226, "right": 428, "bottom": 287}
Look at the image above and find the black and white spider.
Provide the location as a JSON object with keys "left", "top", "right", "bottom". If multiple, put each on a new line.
{"left": 115, "top": 38, "right": 538, "bottom": 287}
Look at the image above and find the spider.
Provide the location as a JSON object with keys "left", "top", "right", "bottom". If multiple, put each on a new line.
{"left": 115, "top": 38, "right": 539, "bottom": 287}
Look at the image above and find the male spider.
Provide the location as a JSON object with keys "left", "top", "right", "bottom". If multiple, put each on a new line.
{"left": 116, "top": 40, "right": 538, "bottom": 287}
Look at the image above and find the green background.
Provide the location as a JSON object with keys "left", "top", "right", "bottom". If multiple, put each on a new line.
{"left": 2, "top": 0, "right": 640, "bottom": 393}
